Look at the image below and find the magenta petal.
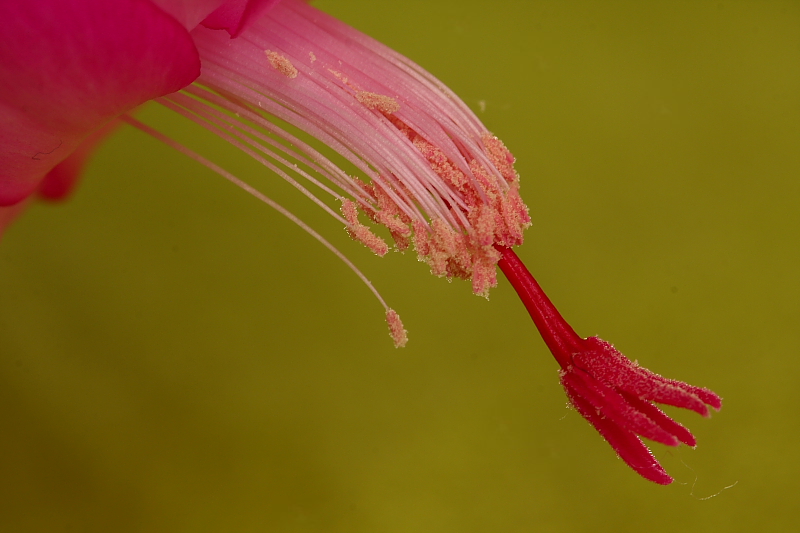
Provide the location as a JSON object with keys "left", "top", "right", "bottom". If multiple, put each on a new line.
{"left": 150, "top": 0, "right": 226, "bottom": 30}
{"left": 37, "top": 121, "right": 120, "bottom": 201}
{"left": 0, "top": 0, "right": 201, "bottom": 206}
{"left": 201, "top": 0, "right": 283, "bottom": 37}
{"left": 568, "top": 390, "right": 673, "bottom": 485}
{"left": 0, "top": 200, "right": 29, "bottom": 240}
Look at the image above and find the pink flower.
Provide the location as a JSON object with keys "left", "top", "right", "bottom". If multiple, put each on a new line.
{"left": 496, "top": 246, "right": 722, "bottom": 484}
{"left": 2, "top": 0, "right": 721, "bottom": 483}
{"left": 2, "top": 0, "right": 532, "bottom": 346}
{"left": 1, "top": 0, "right": 196, "bottom": 206}
{"left": 0, "top": 0, "right": 276, "bottom": 223}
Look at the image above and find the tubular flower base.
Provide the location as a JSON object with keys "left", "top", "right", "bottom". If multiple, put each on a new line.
{"left": 496, "top": 246, "right": 722, "bottom": 484}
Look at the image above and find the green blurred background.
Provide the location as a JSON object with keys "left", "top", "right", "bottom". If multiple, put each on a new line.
{"left": 2, "top": 0, "right": 798, "bottom": 531}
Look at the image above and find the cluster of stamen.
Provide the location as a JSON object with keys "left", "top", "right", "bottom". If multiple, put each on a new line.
{"left": 176, "top": 0, "right": 535, "bottom": 344}
{"left": 293, "top": 45, "right": 532, "bottom": 296}
{"left": 337, "top": 95, "right": 531, "bottom": 297}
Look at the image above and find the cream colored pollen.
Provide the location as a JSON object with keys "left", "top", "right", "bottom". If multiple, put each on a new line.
{"left": 355, "top": 91, "right": 400, "bottom": 114}
{"left": 265, "top": 50, "right": 298, "bottom": 79}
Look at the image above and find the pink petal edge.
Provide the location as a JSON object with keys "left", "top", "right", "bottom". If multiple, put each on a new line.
{"left": 37, "top": 121, "right": 121, "bottom": 201}
{"left": 0, "top": 0, "right": 201, "bottom": 206}
{"left": 201, "top": 0, "right": 284, "bottom": 37}
{"left": 150, "top": 0, "right": 228, "bottom": 30}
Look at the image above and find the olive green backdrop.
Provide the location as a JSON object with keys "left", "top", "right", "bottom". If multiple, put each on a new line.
{"left": 1, "top": 1, "right": 798, "bottom": 531}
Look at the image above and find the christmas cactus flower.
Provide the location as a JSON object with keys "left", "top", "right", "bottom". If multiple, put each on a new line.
{"left": 0, "top": 0, "right": 278, "bottom": 221}
{"left": 0, "top": 0, "right": 721, "bottom": 483}
{"left": 1, "top": 0, "right": 201, "bottom": 207}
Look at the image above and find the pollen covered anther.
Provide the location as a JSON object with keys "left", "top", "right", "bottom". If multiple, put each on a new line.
{"left": 341, "top": 199, "right": 389, "bottom": 256}
{"left": 385, "top": 308, "right": 408, "bottom": 348}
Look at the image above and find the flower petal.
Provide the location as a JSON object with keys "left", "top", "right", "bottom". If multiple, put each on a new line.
{"left": 37, "top": 121, "right": 120, "bottom": 201}
{"left": 150, "top": 0, "right": 227, "bottom": 30}
{"left": 0, "top": 199, "right": 29, "bottom": 240}
{"left": 0, "top": 0, "right": 201, "bottom": 206}
{"left": 201, "top": 0, "right": 283, "bottom": 37}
